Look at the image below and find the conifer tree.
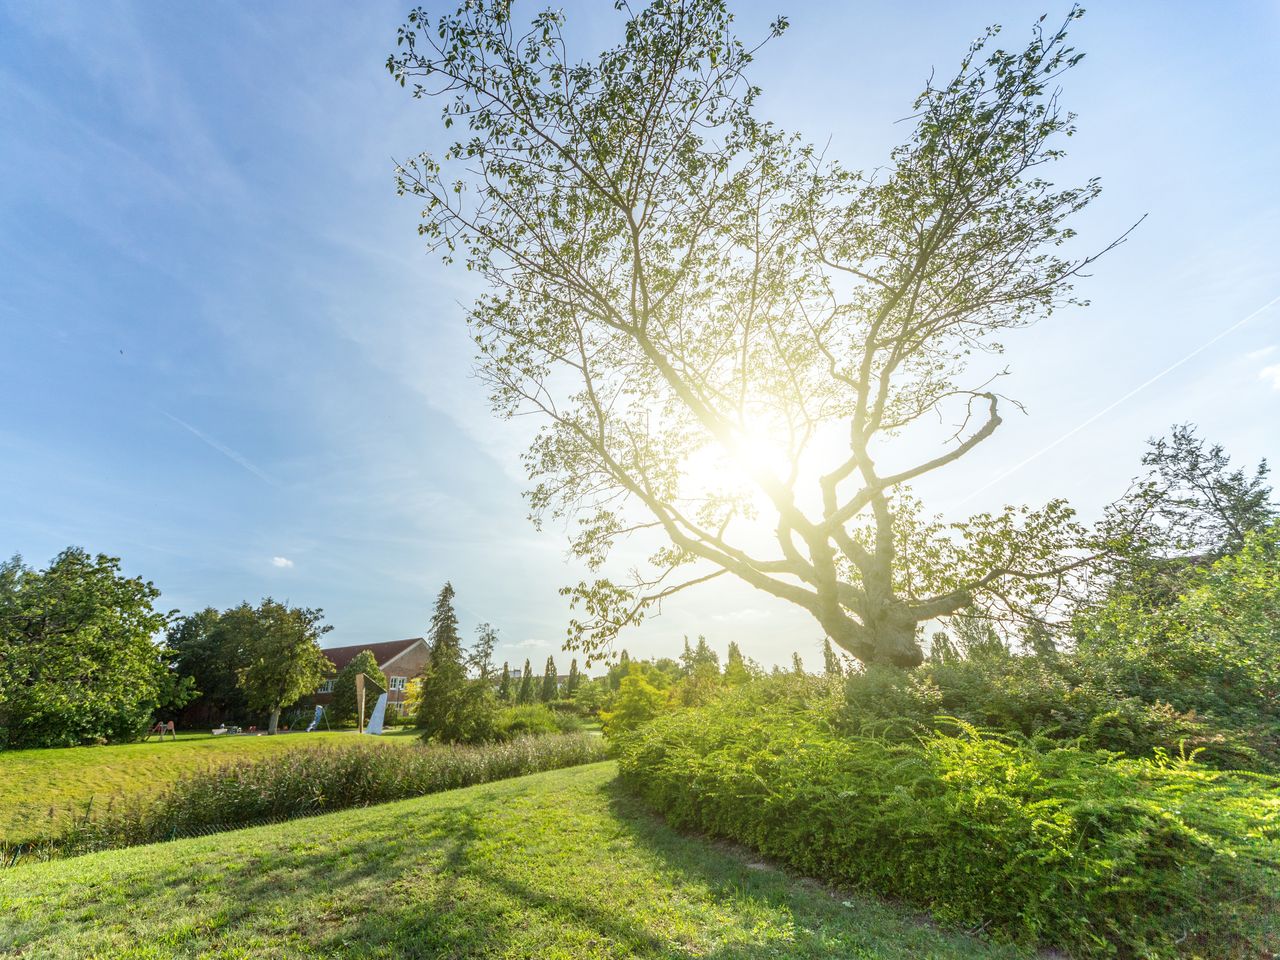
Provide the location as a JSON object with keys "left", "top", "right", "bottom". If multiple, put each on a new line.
{"left": 792, "top": 652, "right": 805, "bottom": 675}
{"left": 724, "top": 642, "right": 750, "bottom": 686}
{"left": 566, "top": 658, "right": 581, "bottom": 695}
{"left": 540, "top": 655, "right": 558, "bottom": 702}
{"left": 517, "top": 658, "right": 535, "bottom": 703}
{"left": 498, "top": 661, "right": 512, "bottom": 702}
{"left": 416, "top": 583, "right": 466, "bottom": 736}
{"left": 823, "top": 638, "right": 845, "bottom": 678}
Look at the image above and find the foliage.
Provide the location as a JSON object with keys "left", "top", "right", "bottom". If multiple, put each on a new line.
{"left": 166, "top": 607, "right": 248, "bottom": 722}
{"left": 494, "top": 703, "right": 583, "bottom": 740}
{"left": 723, "top": 641, "right": 752, "bottom": 686}
{"left": 0, "top": 548, "right": 181, "bottom": 749}
{"left": 0, "top": 764, "right": 1025, "bottom": 960}
{"left": 390, "top": 2, "right": 1113, "bottom": 668}
{"left": 516, "top": 658, "right": 535, "bottom": 704}
{"left": 617, "top": 682, "right": 1280, "bottom": 958}
{"left": 10, "top": 734, "right": 606, "bottom": 861}
{"left": 600, "top": 667, "right": 668, "bottom": 738}
{"left": 416, "top": 584, "right": 499, "bottom": 744}
{"left": 497, "top": 661, "right": 512, "bottom": 702}
{"left": 540, "top": 655, "right": 558, "bottom": 702}
{"left": 236, "top": 599, "right": 332, "bottom": 735}
{"left": 565, "top": 657, "right": 581, "bottom": 696}
{"left": 329, "top": 649, "right": 387, "bottom": 725}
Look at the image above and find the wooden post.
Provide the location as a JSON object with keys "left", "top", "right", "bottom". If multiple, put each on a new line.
{"left": 356, "top": 672, "right": 365, "bottom": 734}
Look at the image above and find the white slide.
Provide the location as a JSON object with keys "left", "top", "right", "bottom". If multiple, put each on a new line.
{"left": 306, "top": 705, "right": 325, "bottom": 732}
{"left": 364, "top": 693, "right": 388, "bottom": 735}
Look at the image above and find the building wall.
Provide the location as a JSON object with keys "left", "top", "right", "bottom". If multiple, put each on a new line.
{"left": 382, "top": 642, "right": 430, "bottom": 714}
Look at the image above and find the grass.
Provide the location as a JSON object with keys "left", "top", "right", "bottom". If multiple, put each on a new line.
{"left": 0, "top": 729, "right": 419, "bottom": 845}
{"left": 0, "top": 762, "right": 1028, "bottom": 960}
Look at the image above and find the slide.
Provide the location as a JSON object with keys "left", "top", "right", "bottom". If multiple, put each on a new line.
{"left": 306, "top": 705, "right": 325, "bottom": 732}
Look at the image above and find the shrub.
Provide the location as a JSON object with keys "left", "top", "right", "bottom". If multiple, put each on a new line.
{"left": 9, "top": 732, "right": 607, "bottom": 863}
{"left": 600, "top": 666, "right": 668, "bottom": 738}
{"left": 495, "top": 703, "right": 583, "bottom": 739}
{"left": 616, "top": 684, "right": 1280, "bottom": 959}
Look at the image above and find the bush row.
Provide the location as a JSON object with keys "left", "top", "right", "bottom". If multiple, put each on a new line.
{"left": 615, "top": 680, "right": 1280, "bottom": 959}
{"left": 6, "top": 732, "right": 607, "bottom": 864}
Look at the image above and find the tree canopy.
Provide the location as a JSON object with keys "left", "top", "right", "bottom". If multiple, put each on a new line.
{"left": 390, "top": 1, "right": 1123, "bottom": 668}
{"left": 236, "top": 599, "right": 332, "bottom": 735}
{"left": 0, "top": 548, "right": 185, "bottom": 748}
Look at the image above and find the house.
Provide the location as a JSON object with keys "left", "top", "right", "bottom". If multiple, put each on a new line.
{"left": 314, "top": 637, "right": 430, "bottom": 717}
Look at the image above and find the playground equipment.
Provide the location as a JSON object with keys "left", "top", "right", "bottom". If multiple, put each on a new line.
{"left": 355, "top": 672, "right": 386, "bottom": 735}
{"left": 364, "top": 693, "right": 388, "bottom": 735}
{"left": 306, "top": 705, "right": 329, "bottom": 732}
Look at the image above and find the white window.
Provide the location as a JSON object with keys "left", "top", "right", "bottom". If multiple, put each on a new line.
{"left": 318, "top": 679, "right": 335, "bottom": 694}
{"left": 390, "top": 676, "right": 407, "bottom": 692}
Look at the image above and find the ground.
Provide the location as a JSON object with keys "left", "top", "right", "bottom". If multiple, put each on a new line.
{"left": 0, "top": 762, "right": 1027, "bottom": 960}
{"left": 0, "top": 728, "right": 419, "bottom": 845}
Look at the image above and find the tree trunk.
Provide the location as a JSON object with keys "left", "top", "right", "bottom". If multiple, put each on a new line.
{"left": 268, "top": 706, "right": 281, "bottom": 735}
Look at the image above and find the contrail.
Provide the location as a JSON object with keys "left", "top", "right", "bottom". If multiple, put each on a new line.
{"left": 958, "top": 290, "right": 1280, "bottom": 505}
{"left": 162, "top": 412, "right": 277, "bottom": 486}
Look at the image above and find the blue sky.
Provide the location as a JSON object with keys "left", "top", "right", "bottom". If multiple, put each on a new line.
{"left": 1, "top": 2, "right": 1277, "bottom": 670}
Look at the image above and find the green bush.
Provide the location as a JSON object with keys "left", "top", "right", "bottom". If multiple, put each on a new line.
{"left": 10, "top": 732, "right": 607, "bottom": 863}
{"left": 616, "top": 682, "right": 1280, "bottom": 959}
{"left": 842, "top": 656, "right": 1269, "bottom": 771}
{"left": 495, "top": 703, "right": 583, "bottom": 739}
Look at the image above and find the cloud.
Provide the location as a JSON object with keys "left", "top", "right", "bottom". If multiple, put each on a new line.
{"left": 271, "top": 556, "right": 294, "bottom": 568}
{"left": 1260, "top": 364, "right": 1280, "bottom": 390}
{"left": 1247, "top": 345, "right": 1276, "bottom": 360}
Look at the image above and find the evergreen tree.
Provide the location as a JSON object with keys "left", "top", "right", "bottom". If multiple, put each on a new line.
{"left": 517, "top": 658, "right": 535, "bottom": 703}
{"left": 724, "top": 642, "right": 750, "bottom": 686}
{"left": 692, "top": 636, "right": 719, "bottom": 672}
{"left": 609, "top": 649, "right": 631, "bottom": 690}
{"left": 679, "top": 637, "right": 695, "bottom": 675}
{"left": 823, "top": 638, "right": 845, "bottom": 678}
{"left": 416, "top": 583, "right": 471, "bottom": 740}
{"left": 540, "top": 655, "right": 558, "bottom": 702}
{"left": 566, "top": 658, "right": 581, "bottom": 695}
{"left": 498, "top": 661, "right": 512, "bottom": 702}
{"left": 792, "top": 652, "right": 805, "bottom": 675}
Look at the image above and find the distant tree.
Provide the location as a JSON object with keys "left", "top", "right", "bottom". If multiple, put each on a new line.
{"left": 792, "top": 652, "right": 805, "bottom": 675}
{"left": 391, "top": 3, "right": 1112, "bottom": 669}
{"left": 471, "top": 622, "right": 499, "bottom": 679}
{"left": 724, "top": 642, "right": 751, "bottom": 686}
{"left": 497, "top": 661, "right": 512, "bottom": 702}
{"left": 608, "top": 650, "right": 631, "bottom": 691}
{"left": 540, "top": 656, "right": 558, "bottom": 702}
{"left": 168, "top": 607, "right": 247, "bottom": 721}
{"left": 823, "top": 638, "right": 845, "bottom": 678}
{"left": 0, "top": 548, "right": 182, "bottom": 748}
{"left": 600, "top": 666, "right": 668, "bottom": 738}
{"left": 566, "top": 658, "right": 582, "bottom": 696}
{"left": 330, "top": 649, "right": 387, "bottom": 725}
{"left": 517, "top": 658, "right": 535, "bottom": 704}
{"left": 1100, "top": 425, "right": 1276, "bottom": 606}
{"left": 236, "top": 599, "right": 332, "bottom": 735}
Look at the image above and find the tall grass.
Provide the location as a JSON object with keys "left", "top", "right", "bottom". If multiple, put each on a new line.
{"left": 5, "top": 732, "right": 606, "bottom": 864}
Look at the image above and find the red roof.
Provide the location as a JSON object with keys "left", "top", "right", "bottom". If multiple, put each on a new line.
{"left": 321, "top": 637, "right": 425, "bottom": 673}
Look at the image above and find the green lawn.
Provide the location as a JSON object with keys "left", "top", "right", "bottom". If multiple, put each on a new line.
{"left": 0, "top": 761, "right": 1025, "bottom": 960}
{"left": 0, "top": 729, "right": 419, "bottom": 845}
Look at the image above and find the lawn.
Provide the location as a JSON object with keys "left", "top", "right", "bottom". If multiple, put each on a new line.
{"left": 0, "top": 729, "right": 419, "bottom": 845}
{"left": 0, "top": 762, "right": 1027, "bottom": 960}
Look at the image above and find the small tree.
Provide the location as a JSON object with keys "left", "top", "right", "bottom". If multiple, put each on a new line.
{"left": 600, "top": 666, "right": 668, "bottom": 738}
{"left": 517, "top": 658, "right": 535, "bottom": 704}
{"left": 330, "top": 649, "right": 387, "bottom": 725}
{"left": 724, "top": 642, "right": 751, "bottom": 686}
{"left": 540, "top": 656, "right": 558, "bottom": 703}
{"left": 823, "top": 638, "right": 845, "bottom": 679}
{"left": 792, "top": 652, "right": 805, "bottom": 675}
{"left": 236, "top": 599, "right": 332, "bottom": 735}
{"left": 498, "top": 661, "right": 512, "bottom": 702}
{"left": 417, "top": 582, "right": 489, "bottom": 742}
{"left": 566, "top": 658, "right": 582, "bottom": 696}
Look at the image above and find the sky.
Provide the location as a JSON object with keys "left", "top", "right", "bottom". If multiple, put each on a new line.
{"left": 1, "top": 2, "right": 1277, "bottom": 671}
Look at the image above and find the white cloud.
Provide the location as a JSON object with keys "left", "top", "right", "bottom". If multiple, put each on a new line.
{"left": 271, "top": 556, "right": 294, "bottom": 568}
{"left": 1260, "top": 364, "right": 1280, "bottom": 390}
{"left": 1247, "top": 345, "right": 1276, "bottom": 360}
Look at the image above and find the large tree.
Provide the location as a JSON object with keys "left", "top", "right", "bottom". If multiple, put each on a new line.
{"left": 0, "top": 548, "right": 183, "bottom": 748}
{"left": 167, "top": 607, "right": 249, "bottom": 722}
{"left": 390, "top": 2, "right": 1123, "bottom": 668}
{"left": 236, "top": 599, "right": 332, "bottom": 735}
